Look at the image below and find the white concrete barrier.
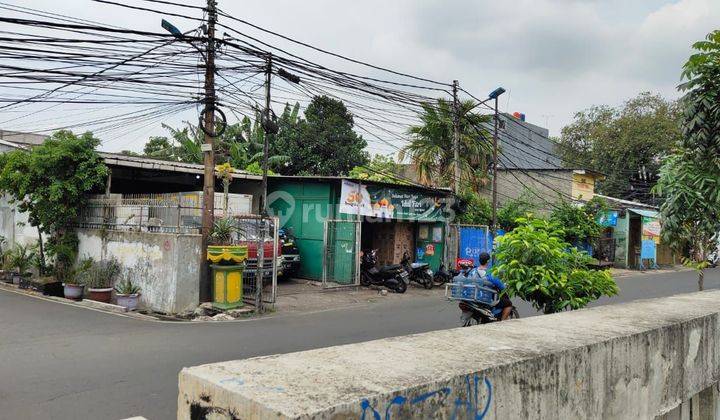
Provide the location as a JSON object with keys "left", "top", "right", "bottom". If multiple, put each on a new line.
{"left": 178, "top": 291, "right": 720, "bottom": 419}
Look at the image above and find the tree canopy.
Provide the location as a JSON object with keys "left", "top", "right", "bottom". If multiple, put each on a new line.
{"left": 653, "top": 30, "right": 720, "bottom": 290}
{"left": 0, "top": 130, "right": 108, "bottom": 280}
{"left": 140, "top": 97, "right": 368, "bottom": 177}
{"left": 348, "top": 154, "right": 407, "bottom": 184}
{"left": 493, "top": 217, "right": 618, "bottom": 314}
{"left": 274, "top": 95, "right": 368, "bottom": 176}
{"left": 557, "top": 92, "right": 681, "bottom": 203}
{"left": 401, "top": 99, "right": 492, "bottom": 192}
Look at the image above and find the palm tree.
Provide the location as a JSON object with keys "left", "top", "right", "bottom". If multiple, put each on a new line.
{"left": 400, "top": 99, "right": 492, "bottom": 192}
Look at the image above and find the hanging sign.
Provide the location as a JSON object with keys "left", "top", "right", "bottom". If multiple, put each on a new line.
{"left": 598, "top": 211, "right": 618, "bottom": 227}
{"left": 366, "top": 185, "right": 444, "bottom": 221}
{"left": 339, "top": 182, "right": 445, "bottom": 221}
{"left": 339, "top": 180, "right": 373, "bottom": 216}
{"left": 642, "top": 216, "right": 662, "bottom": 243}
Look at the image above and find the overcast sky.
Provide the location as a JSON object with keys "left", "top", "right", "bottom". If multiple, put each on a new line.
{"left": 6, "top": 0, "right": 720, "bottom": 151}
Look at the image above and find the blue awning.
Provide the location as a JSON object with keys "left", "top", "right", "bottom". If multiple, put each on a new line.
{"left": 629, "top": 208, "right": 659, "bottom": 218}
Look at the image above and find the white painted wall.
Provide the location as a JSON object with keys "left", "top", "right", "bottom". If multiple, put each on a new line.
{"left": 77, "top": 229, "right": 201, "bottom": 313}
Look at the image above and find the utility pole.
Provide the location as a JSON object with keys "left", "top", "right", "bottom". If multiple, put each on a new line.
{"left": 452, "top": 80, "right": 461, "bottom": 193}
{"left": 261, "top": 54, "right": 272, "bottom": 215}
{"left": 255, "top": 53, "right": 273, "bottom": 312}
{"left": 199, "top": 0, "right": 217, "bottom": 302}
{"left": 491, "top": 95, "right": 499, "bottom": 236}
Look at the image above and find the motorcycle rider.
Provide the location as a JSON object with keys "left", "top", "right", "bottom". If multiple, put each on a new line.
{"left": 471, "top": 252, "right": 513, "bottom": 321}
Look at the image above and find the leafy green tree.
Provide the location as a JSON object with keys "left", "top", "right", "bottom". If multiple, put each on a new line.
{"left": 400, "top": 99, "right": 492, "bottom": 191}
{"left": 275, "top": 96, "right": 368, "bottom": 175}
{"left": 349, "top": 154, "right": 406, "bottom": 183}
{"left": 493, "top": 217, "right": 619, "bottom": 314}
{"left": 653, "top": 30, "right": 720, "bottom": 291}
{"left": 549, "top": 197, "right": 608, "bottom": 245}
{"left": 496, "top": 193, "right": 537, "bottom": 232}
{"left": 143, "top": 136, "right": 174, "bottom": 160}
{"left": 0, "top": 130, "right": 108, "bottom": 281}
{"left": 557, "top": 92, "right": 681, "bottom": 202}
{"left": 232, "top": 105, "right": 293, "bottom": 172}
{"left": 455, "top": 192, "right": 492, "bottom": 226}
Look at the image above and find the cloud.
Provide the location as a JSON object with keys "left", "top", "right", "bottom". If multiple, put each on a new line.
{"left": 3, "top": 0, "right": 718, "bottom": 146}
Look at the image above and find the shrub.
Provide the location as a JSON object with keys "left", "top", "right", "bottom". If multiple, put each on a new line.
{"left": 78, "top": 258, "right": 122, "bottom": 289}
{"left": 492, "top": 217, "right": 619, "bottom": 314}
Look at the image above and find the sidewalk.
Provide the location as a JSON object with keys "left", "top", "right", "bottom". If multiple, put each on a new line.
{"left": 610, "top": 265, "right": 692, "bottom": 278}
{"left": 273, "top": 278, "right": 444, "bottom": 314}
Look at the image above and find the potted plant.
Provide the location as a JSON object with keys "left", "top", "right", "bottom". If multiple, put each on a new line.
{"left": 81, "top": 258, "right": 121, "bottom": 303}
{"left": 62, "top": 257, "right": 93, "bottom": 300}
{"left": 115, "top": 278, "right": 141, "bottom": 311}
{"left": 8, "top": 243, "right": 36, "bottom": 286}
{"left": 207, "top": 217, "right": 248, "bottom": 309}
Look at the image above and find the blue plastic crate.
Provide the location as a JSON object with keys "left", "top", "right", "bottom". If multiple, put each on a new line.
{"left": 447, "top": 278, "right": 497, "bottom": 306}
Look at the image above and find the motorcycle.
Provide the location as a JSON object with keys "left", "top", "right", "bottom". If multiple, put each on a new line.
{"left": 400, "top": 252, "right": 433, "bottom": 289}
{"left": 457, "top": 297, "right": 519, "bottom": 326}
{"left": 360, "top": 249, "right": 408, "bottom": 293}
{"left": 707, "top": 249, "right": 719, "bottom": 268}
{"left": 278, "top": 228, "right": 300, "bottom": 279}
{"left": 433, "top": 260, "right": 472, "bottom": 285}
{"left": 446, "top": 270, "right": 519, "bottom": 326}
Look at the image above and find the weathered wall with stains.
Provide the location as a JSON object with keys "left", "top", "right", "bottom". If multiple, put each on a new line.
{"left": 178, "top": 291, "right": 720, "bottom": 419}
{"left": 77, "top": 229, "right": 201, "bottom": 314}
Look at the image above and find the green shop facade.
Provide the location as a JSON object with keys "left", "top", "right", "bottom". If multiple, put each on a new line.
{"left": 268, "top": 176, "right": 452, "bottom": 286}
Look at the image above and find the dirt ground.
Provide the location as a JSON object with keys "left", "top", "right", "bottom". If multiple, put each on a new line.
{"left": 272, "top": 278, "right": 445, "bottom": 314}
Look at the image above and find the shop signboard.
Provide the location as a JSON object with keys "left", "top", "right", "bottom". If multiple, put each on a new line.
{"left": 458, "top": 226, "right": 491, "bottom": 267}
{"left": 339, "top": 181, "right": 445, "bottom": 221}
{"left": 642, "top": 216, "right": 662, "bottom": 244}
{"left": 640, "top": 239, "right": 656, "bottom": 260}
{"left": 598, "top": 210, "right": 618, "bottom": 227}
{"left": 339, "top": 180, "right": 373, "bottom": 216}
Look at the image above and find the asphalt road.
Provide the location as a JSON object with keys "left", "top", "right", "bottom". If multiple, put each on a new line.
{"left": 1, "top": 268, "right": 719, "bottom": 420}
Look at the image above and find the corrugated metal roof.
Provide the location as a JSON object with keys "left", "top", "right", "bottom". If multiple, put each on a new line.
{"left": 629, "top": 208, "right": 659, "bottom": 218}
{"left": 593, "top": 194, "right": 658, "bottom": 211}
{"left": 99, "top": 152, "right": 262, "bottom": 180}
{"left": 269, "top": 175, "right": 452, "bottom": 195}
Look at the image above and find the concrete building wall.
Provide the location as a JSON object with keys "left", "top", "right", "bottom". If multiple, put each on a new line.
{"left": 178, "top": 290, "right": 720, "bottom": 419}
{"left": 481, "top": 169, "right": 573, "bottom": 211}
{"left": 77, "top": 229, "right": 201, "bottom": 314}
{"left": 0, "top": 196, "right": 42, "bottom": 247}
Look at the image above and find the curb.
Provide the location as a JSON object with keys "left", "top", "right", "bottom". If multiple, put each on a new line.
{"left": 0, "top": 282, "right": 159, "bottom": 320}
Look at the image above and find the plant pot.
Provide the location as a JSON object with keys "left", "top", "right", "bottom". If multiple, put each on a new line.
{"left": 88, "top": 287, "right": 113, "bottom": 303}
{"left": 116, "top": 293, "right": 140, "bottom": 311}
{"left": 63, "top": 283, "right": 85, "bottom": 301}
{"left": 18, "top": 273, "right": 33, "bottom": 289}
{"left": 207, "top": 245, "right": 248, "bottom": 264}
{"left": 0, "top": 270, "right": 11, "bottom": 283}
{"left": 41, "top": 281, "right": 64, "bottom": 297}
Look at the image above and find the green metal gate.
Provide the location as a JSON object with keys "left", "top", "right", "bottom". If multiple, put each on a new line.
{"left": 322, "top": 220, "right": 360, "bottom": 288}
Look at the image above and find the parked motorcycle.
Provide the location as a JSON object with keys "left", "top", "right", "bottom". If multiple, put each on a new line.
{"left": 434, "top": 260, "right": 473, "bottom": 285}
{"left": 360, "top": 249, "right": 408, "bottom": 293}
{"left": 707, "top": 249, "right": 719, "bottom": 268}
{"left": 400, "top": 252, "right": 433, "bottom": 289}
{"left": 278, "top": 228, "right": 300, "bottom": 279}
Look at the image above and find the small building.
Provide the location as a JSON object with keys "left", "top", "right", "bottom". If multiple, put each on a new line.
{"left": 267, "top": 176, "right": 452, "bottom": 285}
{"left": 0, "top": 137, "right": 265, "bottom": 313}
{"left": 490, "top": 114, "right": 605, "bottom": 207}
{"left": 592, "top": 194, "right": 676, "bottom": 269}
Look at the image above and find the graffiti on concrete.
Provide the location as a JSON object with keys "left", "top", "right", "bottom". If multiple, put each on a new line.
{"left": 360, "top": 374, "right": 492, "bottom": 419}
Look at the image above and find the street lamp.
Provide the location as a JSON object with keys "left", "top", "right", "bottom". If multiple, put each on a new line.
{"left": 488, "top": 87, "right": 505, "bottom": 237}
